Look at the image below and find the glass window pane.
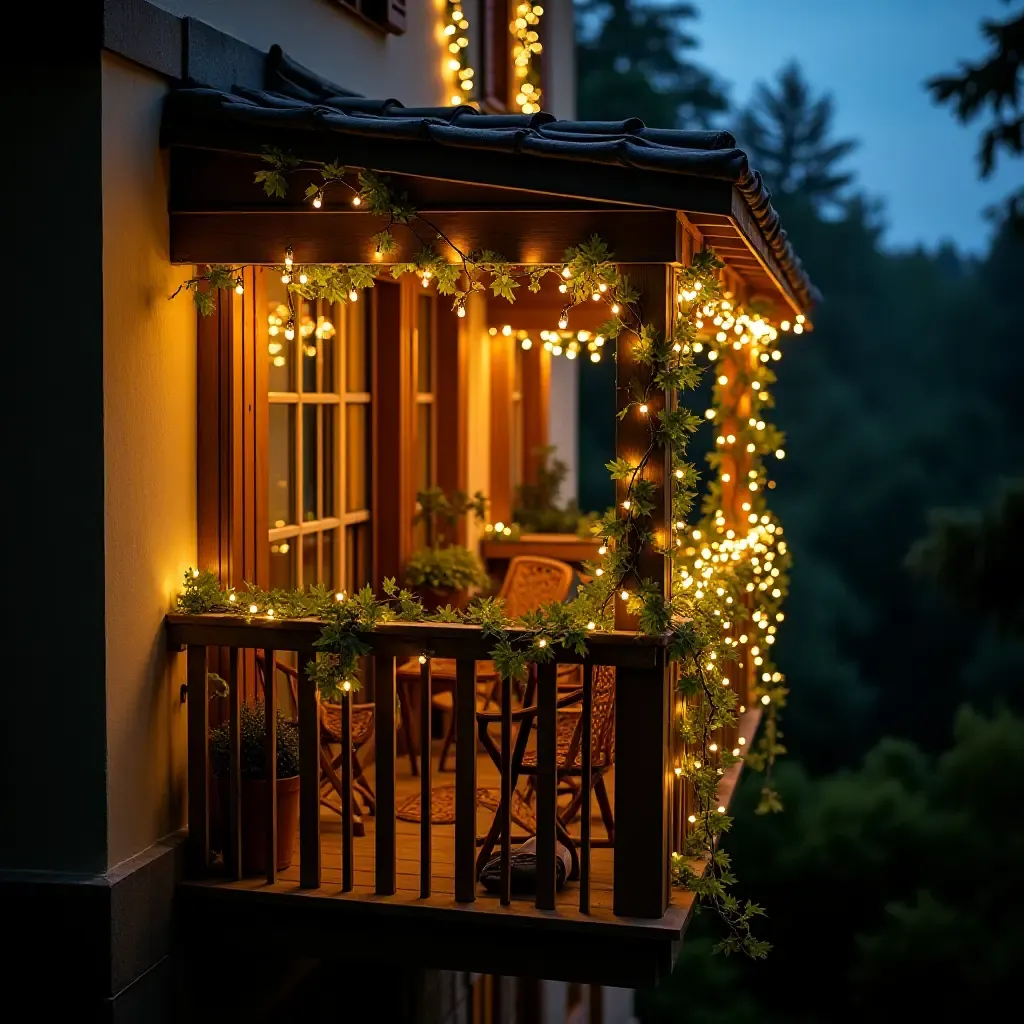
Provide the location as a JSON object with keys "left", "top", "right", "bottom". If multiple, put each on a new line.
{"left": 302, "top": 404, "right": 318, "bottom": 522}
{"left": 346, "top": 403, "right": 370, "bottom": 512}
{"left": 417, "top": 295, "right": 433, "bottom": 394}
{"left": 345, "top": 523, "right": 372, "bottom": 593}
{"left": 269, "top": 537, "right": 296, "bottom": 590}
{"left": 346, "top": 300, "right": 369, "bottom": 393}
{"left": 267, "top": 277, "right": 294, "bottom": 392}
{"left": 322, "top": 405, "right": 337, "bottom": 519}
{"left": 417, "top": 403, "right": 433, "bottom": 492}
{"left": 319, "top": 309, "right": 337, "bottom": 394}
{"left": 300, "top": 298, "right": 318, "bottom": 393}
{"left": 269, "top": 404, "right": 295, "bottom": 528}
{"left": 322, "top": 528, "right": 338, "bottom": 590}
{"left": 302, "top": 532, "right": 318, "bottom": 588}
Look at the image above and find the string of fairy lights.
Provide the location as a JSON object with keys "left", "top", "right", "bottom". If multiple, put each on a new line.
{"left": 487, "top": 324, "right": 608, "bottom": 362}
{"left": 443, "top": 2, "right": 544, "bottom": 113}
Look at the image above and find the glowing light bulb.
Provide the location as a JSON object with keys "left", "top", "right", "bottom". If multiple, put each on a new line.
{"left": 335, "top": 592, "right": 345, "bottom": 602}
{"left": 595, "top": 568, "right": 604, "bottom": 576}
{"left": 717, "top": 805, "right": 726, "bottom": 814}
{"left": 494, "top": 522, "right": 505, "bottom": 532}
{"left": 418, "top": 655, "right": 427, "bottom": 665}
{"left": 191, "top": 568, "right": 200, "bottom": 578}
{"left": 457, "top": 304, "right": 467, "bottom": 319}
{"left": 228, "top": 592, "right": 237, "bottom": 603}
{"left": 622, "top": 500, "right": 631, "bottom": 511}
{"left": 234, "top": 281, "right": 244, "bottom": 295}
{"left": 587, "top": 621, "right": 596, "bottom": 630}
{"left": 349, "top": 290, "right": 359, "bottom": 302}
{"left": 502, "top": 324, "right": 512, "bottom": 336}
{"left": 775, "top": 449, "right": 785, "bottom": 459}
{"left": 598, "top": 545, "right": 607, "bottom": 555}
{"left": 521, "top": 337, "right": 532, "bottom": 350}
{"left": 342, "top": 680, "right": 352, "bottom": 692}
{"left": 761, "top": 694, "right": 771, "bottom": 705}
{"left": 611, "top": 303, "right": 620, "bottom": 315}
{"left": 639, "top": 403, "right": 648, "bottom": 414}
{"left": 675, "top": 469, "right": 684, "bottom": 479}
{"left": 620, "top": 589, "right": 630, "bottom": 601}
{"left": 537, "top": 638, "right": 547, "bottom": 648}
{"left": 249, "top": 603, "right": 258, "bottom": 614}
{"left": 688, "top": 814, "right": 696, "bottom": 823}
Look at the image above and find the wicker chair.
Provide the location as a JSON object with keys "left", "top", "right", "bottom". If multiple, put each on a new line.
{"left": 397, "top": 555, "right": 575, "bottom": 774}
{"left": 475, "top": 665, "right": 616, "bottom": 881}
{"left": 255, "top": 654, "right": 376, "bottom": 828}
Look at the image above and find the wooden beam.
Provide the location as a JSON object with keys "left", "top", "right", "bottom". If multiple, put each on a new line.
{"left": 613, "top": 265, "right": 673, "bottom": 630}
{"left": 169, "top": 209, "right": 681, "bottom": 266}
{"left": 435, "top": 300, "right": 468, "bottom": 544}
{"left": 489, "top": 332, "right": 515, "bottom": 526}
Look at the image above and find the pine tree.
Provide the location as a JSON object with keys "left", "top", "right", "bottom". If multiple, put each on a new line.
{"left": 736, "top": 61, "right": 857, "bottom": 214}
{"left": 575, "top": 0, "right": 727, "bottom": 128}
{"left": 927, "top": 3, "right": 1023, "bottom": 228}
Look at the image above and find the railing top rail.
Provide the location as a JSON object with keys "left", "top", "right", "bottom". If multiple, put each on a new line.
{"left": 164, "top": 613, "right": 669, "bottom": 667}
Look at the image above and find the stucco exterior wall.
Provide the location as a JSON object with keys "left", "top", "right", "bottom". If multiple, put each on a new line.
{"left": 102, "top": 53, "right": 196, "bottom": 870}
{"left": 153, "top": 0, "right": 457, "bottom": 103}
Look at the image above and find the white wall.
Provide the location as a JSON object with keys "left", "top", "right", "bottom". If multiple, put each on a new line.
{"left": 102, "top": 54, "right": 197, "bottom": 869}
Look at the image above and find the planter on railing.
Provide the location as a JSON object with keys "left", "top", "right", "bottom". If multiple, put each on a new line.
{"left": 166, "top": 614, "right": 674, "bottom": 920}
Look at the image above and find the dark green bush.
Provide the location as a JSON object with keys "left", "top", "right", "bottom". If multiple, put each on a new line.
{"left": 209, "top": 700, "right": 300, "bottom": 779}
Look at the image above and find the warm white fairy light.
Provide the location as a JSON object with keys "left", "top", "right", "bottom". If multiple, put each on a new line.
{"left": 512, "top": 4, "right": 544, "bottom": 113}
{"left": 444, "top": 2, "right": 475, "bottom": 106}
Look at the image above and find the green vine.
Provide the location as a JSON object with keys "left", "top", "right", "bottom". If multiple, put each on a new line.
{"left": 171, "top": 152, "right": 796, "bottom": 957}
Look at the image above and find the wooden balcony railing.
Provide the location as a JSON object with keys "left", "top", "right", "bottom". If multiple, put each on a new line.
{"left": 166, "top": 614, "right": 688, "bottom": 922}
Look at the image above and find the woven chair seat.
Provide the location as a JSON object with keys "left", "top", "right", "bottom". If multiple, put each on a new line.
{"left": 519, "top": 712, "right": 612, "bottom": 770}
{"left": 320, "top": 703, "right": 374, "bottom": 746}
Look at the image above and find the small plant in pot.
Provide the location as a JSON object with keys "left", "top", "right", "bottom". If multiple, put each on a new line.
{"left": 210, "top": 700, "right": 301, "bottom": 876}
{"left": 405, "top": 487, "right": 489, "bottom": 610}
{"left": 513, "top": 444, "right": 599, "bottom": 537}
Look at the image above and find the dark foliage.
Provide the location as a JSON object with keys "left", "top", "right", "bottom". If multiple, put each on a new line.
{"left": 209, "top": 701, "right": 300, "bottom": 780}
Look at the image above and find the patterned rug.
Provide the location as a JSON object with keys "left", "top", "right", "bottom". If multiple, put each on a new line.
{"left": 396, "top": 785, "right": 537, "bottom": 831}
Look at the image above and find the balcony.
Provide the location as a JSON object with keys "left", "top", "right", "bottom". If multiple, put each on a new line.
{"left": 167, "top": 614, "right": 758, "bottom": 987}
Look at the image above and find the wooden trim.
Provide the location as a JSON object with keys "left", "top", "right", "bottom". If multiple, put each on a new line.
{"left": 169, "top": 209, "right": 681, "bottom": 268}
{"left": 489, "top": 332, "right": 515, "bottom": 525}
{"left": 519, "top": 342, "right": 550, "bottom": 486}
{"left": 481, "top": 0, "right": 513, "bottom": 111}
{"left": 454, "top": 658, "right": 477, "bottom": 902}
{"left": 373, "top": 279, "right": 412, "bottom": 586}
{"left": 480, "top": 535, "right": 601, "bottom": 565}
{"left": 298, "top": 648, "right": 321, "bottom": 888}
{"left": 435, "top": 298, "right": 468, "bottom": 544}
{"left": 614, "top": 265, "right": 672, "bottom": 629}
{"left": 374, "top": 654, "right": 397, "bottom": 894}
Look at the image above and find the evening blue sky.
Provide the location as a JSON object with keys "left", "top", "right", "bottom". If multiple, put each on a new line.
{"left": 692, "top": 0, "right": 1020, "bottom": 252}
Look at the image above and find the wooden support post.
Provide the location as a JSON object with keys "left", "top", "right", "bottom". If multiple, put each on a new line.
{"left": 535, "top": 661, "right": 558, "bottom": 911}
{"left": 374, "top": 654, "right": 397, "bottom": 895}
{"left": 613, "top": 661, "right": 671, "bottom": 919}
{"left": 297, "top": 647, "right": 320, "bottom": 889}
{"left": 614, "top": 264, "right": 673, "bottom": 630}
{"left": 579, "top": 661, "right": 593, "bottom": 915}
{"left": 263, "top": 648, "right": 277, "bottom": 886}
{"left": 420, "top": 657, "right": 432, "bottom": 898}
{"left": 226, "top": 647, "right": 242, "bottom": 880}
{"left": 454, "top": 658, "right": 477, "bottom": 903}
{"left": 340, "top": 690, "right": 354, "bottom": 893}
{"left": 499, "top": 666, "right": 512, "bottom": 907}
{"left": 186, "top": 645, "right": 209, "bottom": 878}
{"left": 489, "top": 330, "right": 515, "bottom": 527}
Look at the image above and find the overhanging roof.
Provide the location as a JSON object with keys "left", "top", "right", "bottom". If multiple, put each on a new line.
{"left": 163, "top": 46, "right": 816, "bottom": 313}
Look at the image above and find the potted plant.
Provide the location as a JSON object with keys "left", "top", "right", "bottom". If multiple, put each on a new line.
{"left": 210, "top": 700, "right": 301, "bottom": 876}
{"left": 405, "top": 487, "right": 489, "bottom": 610}
{"left": 513, "top": 445, "right": 598, "bottom": 537}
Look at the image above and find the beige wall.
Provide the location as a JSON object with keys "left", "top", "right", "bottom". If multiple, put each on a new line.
{"left": 152, "top": 0, "right": 575, "bottom": 115}
{"left": 153, "top": 0, "right": 457, "bottom": 103}
{"left": 102, "top": 54, "right": 196, "bottom": 869}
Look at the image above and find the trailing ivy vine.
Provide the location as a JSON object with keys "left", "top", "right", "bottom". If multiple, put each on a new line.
{"left": 172, "top": 150, "right": 796, "bottom": 957}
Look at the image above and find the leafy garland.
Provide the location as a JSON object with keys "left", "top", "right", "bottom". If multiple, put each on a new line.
{"left": 172, "top": 151, "right": 795, "bottom": 957}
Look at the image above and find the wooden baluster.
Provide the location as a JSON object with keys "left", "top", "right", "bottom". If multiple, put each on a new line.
{"left": 579, "top": 661, "right": 593, "bottom": 915}
{"left": 374, "top": 654, "right": 397, "bottom": 895}
{"left": 499, "top": 664, "right": 512, "bottom": 906}
{"left": 341, "top": 687, "right": 354, "bottom": 892}
{"left": 454, "top": 658, "right": 477, "bottom": 903}
{"left": 614, "top": 661, "right": 671, "bottom": 918}
{"left": 420, "top": 656, "right": 432, "bottom": 898}
{"left": 186, "top": 645, "right": 209, "bottom": 878}
{"left": 535, "top": 661, "right": 558, "bottom": 911}
{"left": 227, "top": 647, "right": 242, "bottom": 880}
{"left": 263, "top": 648, "right": 277, "bottom": 886}
{"left": 298, "top": 647, "right": 321, "bottom": 889}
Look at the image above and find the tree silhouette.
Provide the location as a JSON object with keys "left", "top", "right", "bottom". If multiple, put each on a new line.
{"left": 927, "top": 3, "right": 1023, "bottom": 227}
{"left": 737, "top": 61, "right": 857, "bottom": 214}
{"left": 576, "top": 0, "right": 727, "bottom": 127}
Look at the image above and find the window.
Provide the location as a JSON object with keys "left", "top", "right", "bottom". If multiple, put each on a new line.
{"left": 266, "top": 278, "right": 372, "bottom": 593}
{"left": 331, "top": 0, "right": 407, "bottom": 35}
{"left": 481, "top": 0, "right": 513, "bottom": 111}
{"left": 414, "top": 293, "right": 437, "bottom": 547}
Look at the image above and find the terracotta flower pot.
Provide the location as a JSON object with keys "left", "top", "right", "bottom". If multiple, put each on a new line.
{"left": 215, "top": 774, "right": 300, "bottom": 876}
